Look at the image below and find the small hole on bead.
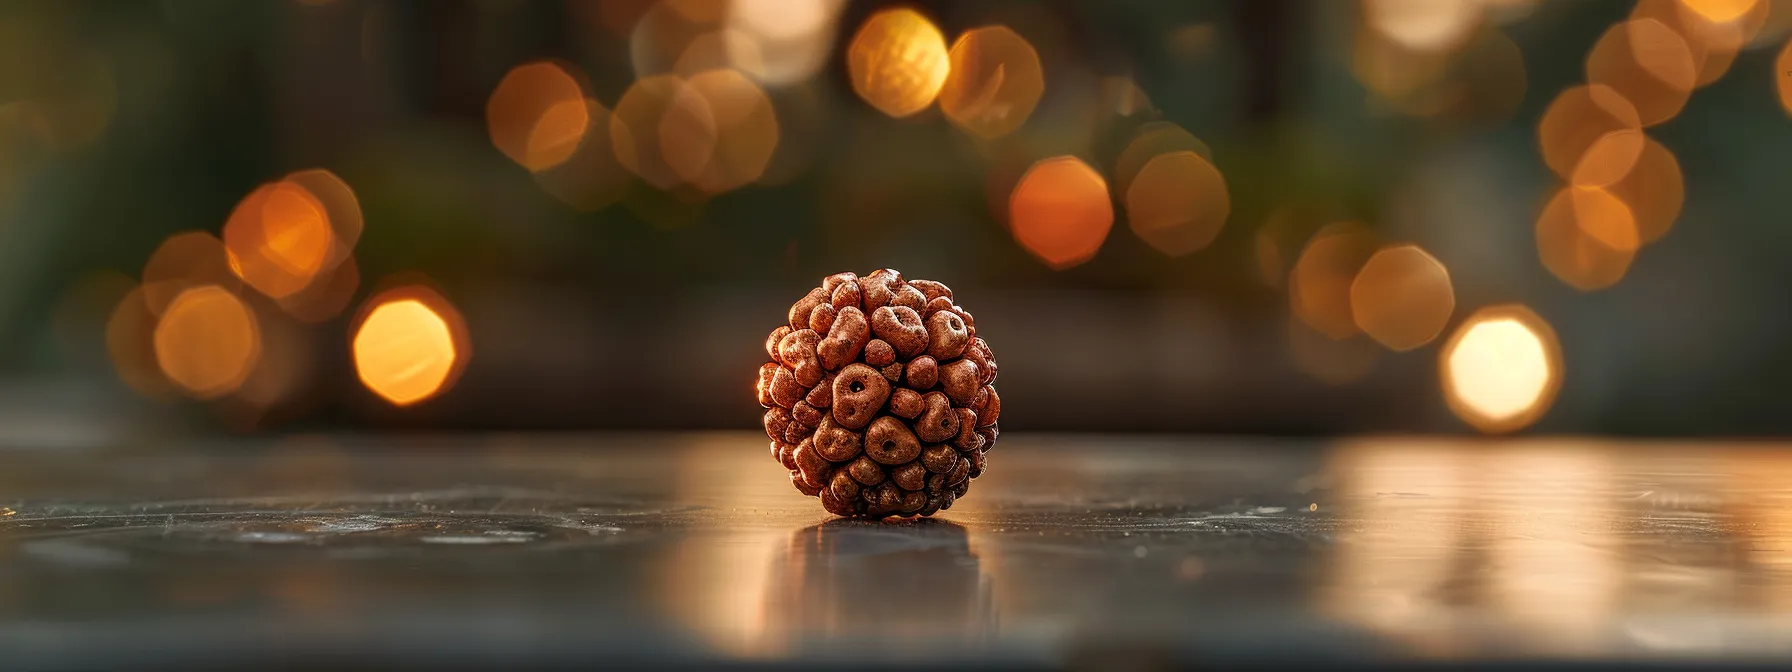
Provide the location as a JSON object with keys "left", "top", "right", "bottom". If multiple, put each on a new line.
{"left": 947, "top": 317, "right": 961, "bottom": 330}
{"left": 850, "top": 381, "right": 865, "bottom": 393}
{"left": 883, "top": 440, "right": 896, "bottom": 451}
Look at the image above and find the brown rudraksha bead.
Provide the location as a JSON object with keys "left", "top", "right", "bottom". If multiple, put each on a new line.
{"left": 758, "top": 270, "right": 999, "bottom": 518}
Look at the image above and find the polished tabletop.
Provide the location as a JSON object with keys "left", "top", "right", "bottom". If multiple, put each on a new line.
{"left": 4, "top": 433, "right": 1792, "bottom": 669}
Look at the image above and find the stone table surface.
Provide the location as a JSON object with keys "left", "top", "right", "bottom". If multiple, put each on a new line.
{"left": 3, "top": 432, "right": 1792, "bottom": 670}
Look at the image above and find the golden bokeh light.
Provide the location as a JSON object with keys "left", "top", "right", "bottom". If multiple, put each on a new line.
{"left": 611, "top": 74, "right": 718, "bottom": 190}
{"left": 629, "top": 0, "right": 716, "bottom": 79}
{"left": 1439, "top": 304, "right": 1562, "bottom": 434}
{"left": 1348, "top": 244, "right": 1455, "bottom": 352}
{"left": 1291, "top": 222, "right": 1378, "bottom": 341}
{"left": 1124, "top": 151, "right": 1230, "bottom": 257}
{"left": 351, "top": 286, "right": 470, "bottom": 407}
{"left": 846, "top": 8, "right": 951, "bottom": 118}
{"left": 486, "top": 60, "right": 591, "bottom": 173}
{"left": 106, "top": 286, "right": 173, "bottom": 399}
{"left": 153, "top": 285, "right": 262, "bottom": 400}
{"left": 1362, "top": 0, "right": 1482, "bottom": 53}
{"left": 1536, "top": 186, "right": 1639, "bottom": 291}
{"left": 684, "top": 68, "right": 780, "bottom": 193}
{"left": 938, "top": 25, "right": 1045, "bottom": 139}
{"left": 1604, "top": 134, "right": 1685, "bottom": 244}
{"left": 142, "top": 231, "right": 239, "bottom": 316}
{"left": 1537, "top": 84, "right": 1641, "bottom": 180}
{"left": 1585, "top": 19, "right": 1696, "bottom": 127}
{"left": 224, "top": 180, "right": 336, "bottom": 300}
{"left": 281, "top": 169, "right": 362, "bottom": 273}
{"left": 724, "top": 0, "right": 843, "bottom": 86}
{"left": 1008, "top": 155, "right": 1113, "bottom": 270}
{"left": 675, "top": 29, "right": 757, "bottom": 76}
{"left": 1353, "top": 26, "right": 1526, "bottom": 124}
{"left": 1570, "top": 129, "right": 1645, "bottom": 188}
{"left": 534, "top": 98, "right": 633, "bottom": 211}
{"left": 1113, "top": 122, "right": 1213, "bottom": 199}
{"left": 1779, "top": 37, "right": 1792, "bottom": 115}
{"left": 1682, "top": 0, "right": 1760, "bottom": 22}
{"left": 1633, "top": 0, "right": 1770, "bottom": 86}
{"left": 1352, "top": 25, "right": 1453, "bottom": 116}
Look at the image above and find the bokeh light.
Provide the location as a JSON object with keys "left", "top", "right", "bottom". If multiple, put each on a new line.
{"left": 724, "top": 0, "right": 843, "bottom": 86}
{"left": 534, "top": 98, "right": 633, "bottom": 211}
{"left": 1440, "top": 304, "right": 1562, "bottom": 434}
{"left": 351, "top": 286, "right": 470, "bottom": 407}
{"left": 1113, "top": 122, "right": 1213, "bottom": 199}
{"left": 1348, "top": 244, "right": 1455, "bottom": 352}
{"left": 1633, "top": 0, "right": 1770, "bottom": 86}
{"left": 1008, "top": 156, "right": 1113, "bottom": 270}
{"left": 684, "top": 68, "right": 780, "bottom": 193}
{"left": 1362, "top": 0, "right": 1482, "bottom": 53}
{"left": 630, "top": 0, "right": 717, "bottom": 79}
{"left": 846, "top": 8, "right": 951, "bottom": 118}
{"left": 1682, "top": 0, "right": 1760, "bottom": 22}
{"left": 281, "top": 169, "right": 362, "bottom": 273}
{"left": 224, "top": 180, "right": 336, "bottom": 300}
{"left": 1585, "top": 19, "right": 1696, "bottom": 127}
{"left": 1538, "top": 84, "right": 1641, "bottom": 180}
{"left": 611, "top": 74, "right": 718, "bottom": 190}
{"left": 486, "top": 60, "right": 591, "bottom": 173}
{"left": 106, "top": 286, "right": 172, "bottom": 399}
{"left": 938, "top": 25, "right": 1045, "bottom": 139}
{"left": 142, "top": 231, "right": 239, "bottom": 316}
{"left": 1779, "top": 37, "right": 1792, "bottom": 115}
{"left": 1291, "top": 222, "right": 1378, "bottom": 341}
{"left": 153, "top": 285, "right": 262, "bottom": 400}
{"left": 1570, "top": 129, "right": 1645, "bottom": 188}
{"left": 1124, "top": 151, "right": 1230, "bottom": 257}
{"left": 1536, "top": 186, "right": 1638, "bottom": 292}
{"left": 1604, "top": 134, "right": 1685, "bottom": 244}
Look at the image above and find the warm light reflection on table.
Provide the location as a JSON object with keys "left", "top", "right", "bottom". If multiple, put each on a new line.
{"left": 7, "top": 433, "right": 1792, "bottom": 667}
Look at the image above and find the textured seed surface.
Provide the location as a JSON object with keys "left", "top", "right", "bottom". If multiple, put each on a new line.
{"left": 757, "top": 270, "right": 999, "bottom": 519}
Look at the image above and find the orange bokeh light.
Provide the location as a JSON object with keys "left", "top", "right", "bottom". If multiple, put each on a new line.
{"left": 153, "top": 285, "right": 262, "bottom": 400}
{"left": 1536, "top": 186, "right": 1638, "bottom": 292}
{"left": 1348, "top": 244, "right": 1455, "bottom": 352}
{"left": 1779, "top": 37, "right": 1792, "bottom": 116}
{"left": 1008, "top": 155, "right": 1114, "bottom": 270}
{"left": 1291, "top": 222, "right": 1378, "bottom": 341}
{"left": 1439, "top": 304, "right": 1562, "bottom": 434}
{"left": 847, "top": 8, "right": 951, "bottom": 118}
{"left": 1113, "top": 122, "right": 1213, "bottom": 199}
{"left": 486, "top": 60, "right": 591, "bottom": 173}
{"left": 1605, "top": 134, "right": 1685, "bottom": 244}
{"left": 1538, "top": 84, "right": 1642, "bottom": 180}
{"left": 1362, "top": 0, "right": 1482, "bottom": 53}
{"left": 142, "top": 231, "right": 239, "bottom": 316}
{"left": 938, "top": 25, "right": 1045, "bottom": 139}
{"left": 106, "top": 286, "right": 172, "bottom": 399}
{"left": 1585, "top": 19, "right": 1696, "bottom": 127}
{"left": 224, "top": 180, "right": 336, "bottom": 300}
{"left": 684, "top": 68, "right": 780, "bottom": 193}
{"left": 350, "top": 285, "right": 470, "bottom": 407}
{"left": 1124, "top": 151, "right": 1230, "bottom": 257}
{"left": 535, "top": 98, "right": 633, "bottom": 211}
{"left": 611, "top": 73, "right": 718, "bottom": 191}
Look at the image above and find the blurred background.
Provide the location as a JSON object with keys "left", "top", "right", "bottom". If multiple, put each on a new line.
{"left": 3, "top": 0, "right": 1789, "bottom": 441}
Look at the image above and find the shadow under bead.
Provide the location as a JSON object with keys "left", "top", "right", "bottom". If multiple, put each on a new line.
{"left": 757, "top": 270, "right": 1000, "bottom": 519}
